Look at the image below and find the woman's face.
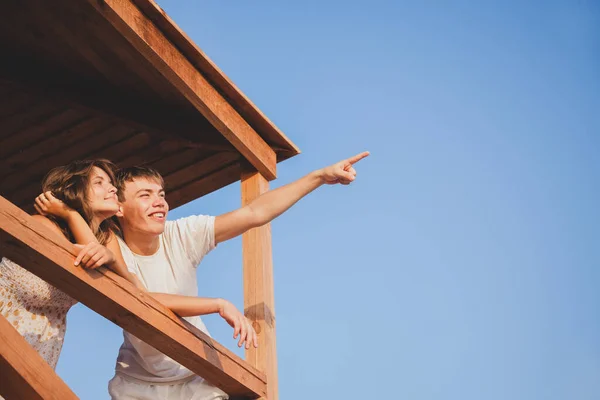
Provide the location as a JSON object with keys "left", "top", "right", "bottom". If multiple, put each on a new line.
{"left": 87, "top": 166, "right": 119, "bottom": 219}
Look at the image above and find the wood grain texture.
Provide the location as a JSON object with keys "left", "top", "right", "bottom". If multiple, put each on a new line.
{"left": 166, "top": 162, "right": 242, "bottom": 208}
{"left": 0, "top": 104, "right": 68, "bottom": 152}
{"left": 0, "top": 315, "right": 79, "bottom": 400}
{"left": 241, "top": 165, "right": 278, "bottom": 400}
{"left": 0, "top": 73, "right": 229, "bottom": 151}
{"left": 164, "top": 152, "right": 240, "bottom": 193}
{"left": 0, "top": 124, "right": 137, "bottom": 193}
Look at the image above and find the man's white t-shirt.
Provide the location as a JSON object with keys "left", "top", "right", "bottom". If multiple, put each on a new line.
{"left": 114, "top": 215, "right": 217, "bottom": 384}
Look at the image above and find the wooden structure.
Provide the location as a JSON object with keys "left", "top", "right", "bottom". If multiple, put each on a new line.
{"left": 0, "top": 1, "right": 299, "bottom": 398}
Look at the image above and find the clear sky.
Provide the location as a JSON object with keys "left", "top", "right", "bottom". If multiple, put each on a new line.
{"left": 56, "top": 1, "right": 600, "bottom": 399}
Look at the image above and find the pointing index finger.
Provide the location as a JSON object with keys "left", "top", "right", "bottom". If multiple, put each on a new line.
{"left": 347, "top": 151, "right": 370, "bottom": 165}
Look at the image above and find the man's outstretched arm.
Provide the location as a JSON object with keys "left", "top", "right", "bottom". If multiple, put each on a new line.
{"left": 214, "top": 151, "right": 369, "bottom": 244}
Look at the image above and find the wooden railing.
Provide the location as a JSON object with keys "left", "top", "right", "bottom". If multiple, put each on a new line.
{"left": 0, "top": 168, "right": 278, "bottom": 400}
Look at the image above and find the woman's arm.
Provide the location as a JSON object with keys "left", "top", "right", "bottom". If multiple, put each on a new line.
{"left": 34, "top": 191, "right": 97, "bottom": 244}
{"left": 35, "top": 192, "right": 141, "bottom": 287}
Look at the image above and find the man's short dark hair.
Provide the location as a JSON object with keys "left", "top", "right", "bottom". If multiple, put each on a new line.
{"left": 116, "top": 165, "right": 165, "bottom": 201}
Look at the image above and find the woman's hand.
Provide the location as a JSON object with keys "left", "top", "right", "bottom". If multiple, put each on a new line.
{"left": 34, "top": 191, "right": 76, "bottom": 220}
{"left": 218, "top": 299, "right": 259, "bottom": 349}
{"left": 73, "top": 242, "right": 116, "bottom": 270}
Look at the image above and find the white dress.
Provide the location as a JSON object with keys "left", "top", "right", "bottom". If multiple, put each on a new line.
{"left": 0, "top": 257, "right": 78, "bottom": 369}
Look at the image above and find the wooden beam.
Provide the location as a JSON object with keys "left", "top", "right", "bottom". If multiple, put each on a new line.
{"left": 164, "top": 152, "right": 240, "bottom": 193}
{"left": 0, "top": 124, "right": 137, "bottom": 194}
{"left": 0, "top": 109, "right": 88, "bottom": 172}
{"left": 0, "top": 196, "right": 267, "bottom": 398}
{"left": 0, "top": 315, "right": 79, "bottom": 400}
{"left": 0, "top": 73, "right": 234, "bottom": 153}
{"left": 167, "top": 162, "right": 242, "bottom": 209}
{"left": 0, "top": 103, "right": 66, "bottom": 149}
{"left": 86, "top": 0, "right": 277, "bottom": 180}
{"left": 131, "top": 0, "right": 301, "bottom": 162}
{"left": 241, "top": 165, "right": 278, "bottom": 400}
{"left": 3, "top": 116, "right": 113, "bottom": 174}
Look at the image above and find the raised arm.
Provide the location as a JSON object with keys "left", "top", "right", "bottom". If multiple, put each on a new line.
{"left": 34, "top": 191, "right": 96, "bottom": 244}
{"left": 214, "top": 151, "right": 369, "bottom": 244}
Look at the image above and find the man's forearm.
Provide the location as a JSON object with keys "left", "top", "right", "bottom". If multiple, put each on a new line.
{"left": 248, "top": 169, "right": 324, "bottom": 226}
{"left": 149, "top": 293, "right": 223, "bottom": 317}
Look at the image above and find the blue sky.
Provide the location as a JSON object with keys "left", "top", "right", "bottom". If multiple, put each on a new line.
{"left": 57, "top": 1, "right": 600, "bottom": 399}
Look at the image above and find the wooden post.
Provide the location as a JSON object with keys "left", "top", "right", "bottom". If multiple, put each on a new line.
{"left": 242, "top": 165, "right": 278, "bottom": 400}
{"left": 0, "top": 315, "right": 79, "bottom": 400}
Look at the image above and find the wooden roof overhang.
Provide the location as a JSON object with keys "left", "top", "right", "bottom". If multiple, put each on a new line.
{"left": 0, "top": 0, "right": 300, "bottom": 212}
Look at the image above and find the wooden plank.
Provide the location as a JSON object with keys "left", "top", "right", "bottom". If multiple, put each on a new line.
{"left": 241, "top": 165, "right": 278, "bottom": 400}
{"left": 86, "top": 0, "right": 277, "bottom": 180}
{"left": 0, "top": 73, "right": 233, "bottom": 154}
{"left": 150, "top": 148, "right": 211, "bottom": 177}
{"left": 116, "top": 136, "right": 185, "bottom": 169}
{"left": 94, "top": 132, "right": 163, "bottom": 165}
{"left": 0, "top": 103, "right": 66, "bottom": 144}
{"left": 0, "top": 124, "right": 138, "bottom": 193}
{"left": 3, "top": 117, "right": 113, "bottom": 172}
{"left": 167, "top": 162, "right": 242, "bottom": 209}
{"left": 164, "top": 152, "right": 240, "bottom": 193}
{"left": 131, "top": 0, "right": 300, "bottom": 162}
{"left": 0, "top": 196, "right": 267, "bottom": 398}
{"left": 0, "top": 315, "right": 79, "bottom": 400}
{"left": 0, "top": 108, "right": 85, "bottom": 160}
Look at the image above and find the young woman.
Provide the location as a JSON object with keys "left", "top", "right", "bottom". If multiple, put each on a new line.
{"left": 0, "top": 159, "right": 139, "bottom": 369}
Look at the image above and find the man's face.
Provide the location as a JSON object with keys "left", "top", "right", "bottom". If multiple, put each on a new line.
{"left": 118, "top": 177, "right": 169, "bottom": 237}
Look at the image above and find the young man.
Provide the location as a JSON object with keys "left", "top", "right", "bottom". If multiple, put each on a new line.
{"left": 107, "top": 151, "right": 369, "bottom": 399}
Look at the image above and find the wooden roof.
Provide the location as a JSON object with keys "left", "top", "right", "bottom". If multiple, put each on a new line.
{"left": 0, "top": 0, "right": 299, "bottom": 212}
